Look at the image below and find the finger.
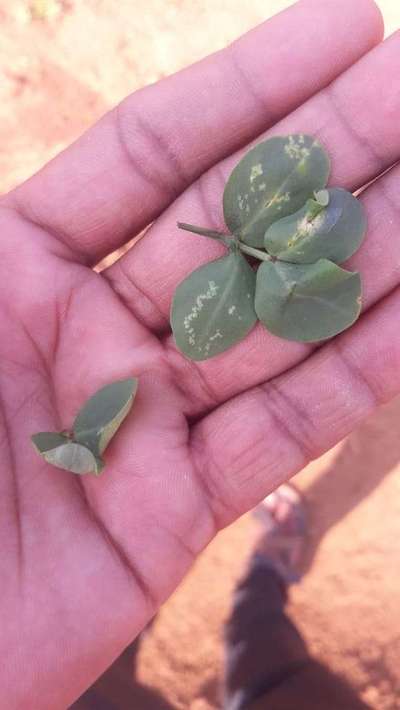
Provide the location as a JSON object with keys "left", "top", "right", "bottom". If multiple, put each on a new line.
{"left": 190, "top": 287, "right": 400, "bottom": 528}
{"left": 4, "top": 0, "right": 382, "bottom": 263}
{"left": 107, "top": 29, "right": 399, "bottom": 337}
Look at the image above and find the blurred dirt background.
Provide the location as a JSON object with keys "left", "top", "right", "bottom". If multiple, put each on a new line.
{"left": 1, "top": 1, "right": 400, "bottom": 709}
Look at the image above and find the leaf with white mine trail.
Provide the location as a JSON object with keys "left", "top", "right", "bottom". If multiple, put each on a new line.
{"left": 264, "top": 188, "right": 367, "bottom": 264}
{"left": 255, "top": 259, "right": 362, "bottom": 342}
{"left": 171, "top": 252, "right": 257, "bottom": 360}
{"left": 223, "top": 134, "right": 330, "bottom": 247}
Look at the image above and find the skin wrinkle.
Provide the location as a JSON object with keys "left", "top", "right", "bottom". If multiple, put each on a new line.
{"left": 116, "top": 101, "right": 184, "bottom": 202}
{"left": 53, "top": 286, "right": 76, "bottom": 367}
{"left": 6, "top": 383, "right": 47, "bottom": 426}
{"left": 0, "top": 256, "right": 70, "bottom": 387}
{"left": 327, "top": 83, "right": 383, "bottom": 172}
{"left": 109, "top": 256, "right": 170, "bottom": 334}
{"left": 46, "top": 236, "right": 88, "bottom": 267}
{"left": 74, "top": 474, "right": 157, "bottom": 613}
{"left": 194, "top": 166, "right": 227, "bottom": 232}
{"left": 259, "top": 338, "right": 381, "bottom": 465}
{"left": 192, "top": 418, "right": 288, "bottom": 527}
{"left": 147, "top": 511, "right": 200, "bottom": 562}
{"left": 331, "top": 339, "right": 380, "bottom": 408}
{"left": 189, "top": 424, "right": 234, "bottom": 530}
{"left": 164, "top": 341, "right": 221, "bottom": 415}
{"left": 260, "top": 380, "right": 315, "bottom": 462}
{"left": 164, "top": 365, "right": 209, "bottom": 421}
{"left": 376, "top": 176, "right": 400, "bottom": 224}
{"left": 228, "top": 41, "right": 273, "bottom": 117}
{"left": 227, "top": 434, "right": 275, "bottom": 488}
{"left": 133, "top": 110, "right": 189, "bottom": 190}
{"left": 2, "top": 201, "right": 90, "bottom": 266}
{"left": 82, "top": 268, "right": 165, "bottom": 362}
{"left": 164, "top": 326, "right": 312, "bottom": 419}
{"left": 0, "top": 354, "right": 46, "bottom": 386}
{"left": 18, "top": 322, "right": 56, "bottom": 396}
{"left": 0, "top": 388, "right": 23, "bottom": 585}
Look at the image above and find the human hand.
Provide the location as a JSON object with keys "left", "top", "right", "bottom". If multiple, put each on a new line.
{"left": 1, "top": 0, "right": 396, "bottom": 706}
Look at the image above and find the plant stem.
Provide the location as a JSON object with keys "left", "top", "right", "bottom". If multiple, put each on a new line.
{"left": 177, "top": 222, "right": 232, "bottom": 245}
{"left": 239, "top": 243, "right": 272, "bottom": 262}
{"left": 177, "top": 222, "right": 273, "bottom": 261}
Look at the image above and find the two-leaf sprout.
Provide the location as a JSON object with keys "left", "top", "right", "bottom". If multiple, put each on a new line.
{"left": 32, "top": 378, "right": 138, "bottom": 475}
{"left": 171, "top": 134, "right": 367, "bottom": 360}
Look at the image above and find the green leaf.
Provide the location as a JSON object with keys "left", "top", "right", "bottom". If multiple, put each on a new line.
{"left": 32, "top": 432, "right": 71, "bottom": 452}
{"left": 264, "top": 188, "right": 367, "bottom": 264}
{"left": 223, "top": 134, "right": 330, "bottom": 247}
{"left": 171, "top": 252, "right": 257, "bottom": 360}
{"left": 255, "top": 259, "right": 362, "bottom": 342}
{"left": 32, "top": 433, "right": 104, "bottom": 475}
{"left": 73, "top": 378, "right": 138, "bottom": 456}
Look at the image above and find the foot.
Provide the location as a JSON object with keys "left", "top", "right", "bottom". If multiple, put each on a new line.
{"left": 251, "top": 484, "right": 308, "bottom": 584}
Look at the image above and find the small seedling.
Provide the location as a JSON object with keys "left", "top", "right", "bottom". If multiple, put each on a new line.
{"left": 32, "top": 378, "right": 138, "bottom": 475}
{"left": 171, "top": 134, "right": 367, "bottom": 359}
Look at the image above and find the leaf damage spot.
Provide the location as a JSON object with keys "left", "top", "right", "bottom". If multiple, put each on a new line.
{"left": 296, "top": 213, "right": 324, "bottom": 239}
{"left": 250, "top": 163, "right": 263, "bottom": 182}
{"left": 183, "top": 280, "right": 219, "bottom": 346}
{"left": 237, "top": 193, "right": 250, "bottom": 211}
{"left": 204, "top": 329, "right": 223, "bottom": 354}
{"left": 284, "top": 135, "right": 311, "bottom": 160}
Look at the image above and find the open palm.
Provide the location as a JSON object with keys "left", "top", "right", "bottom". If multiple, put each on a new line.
{"left": 1, "top": 1, "right": 399, "bottom": 706}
